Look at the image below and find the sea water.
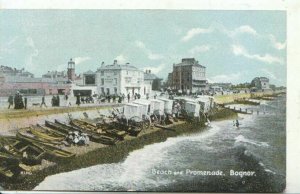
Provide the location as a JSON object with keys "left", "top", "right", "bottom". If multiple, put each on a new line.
{"left": 35, "top": 95, "right": 286, "bottom": 192}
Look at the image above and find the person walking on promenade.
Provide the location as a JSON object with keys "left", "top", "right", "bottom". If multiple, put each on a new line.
{"left": 8, "top": 95, "right": 13, "bottom": 109}
{"left": 127, "top": 93, "right": 130, "bottom": 103}
{"left": 76, "top": 93, "right": 81, "bottom": 106}
{"left": 24, "top": 97, "right": 27, "bottom": 109}
{"left": 65, "top": 94, "right": 71, "bottom": 106}
{"left": 122, "top": 93, "right": 125, "bottom": 103}
{"left": 14, "top": 91, "right": 24, "bottom": 109}
{"left": 40, "top": 95, "right": 47, "bottom": 107}
{"left": 56, "top": 94, "right": 60, "bottom": 107}
{"left": 108, "top": 95, "right": 111, "bottom": 103}
{"left": 51, "top": 95, "right": 56, "bottom": 107}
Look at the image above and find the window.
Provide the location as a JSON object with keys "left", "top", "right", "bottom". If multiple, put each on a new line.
{"left": 114, "top": 87, "right": 117, "bottom": 94}
{"left": 101, "top": 78, "right": 104, "bottom": 85}
{"left": 101, "top": 87, "right": 105, "bottom": 94}
{"left": 114, "top": 71, "right": 117, "bottom": 75}
{"left": 101, "top": 71, "right": 104, "bottom": 76}
{"left": 114, "top": 78, "right": 117, "bottom": 85}
{"left": 125, "top": 77, "right": 131, "bottom": 83}
{"left": 85, "top": 75, "right": 96, "bottom": 85}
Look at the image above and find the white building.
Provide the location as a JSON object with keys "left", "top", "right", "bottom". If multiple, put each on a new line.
{"left": 251, "top": 77, "right": 270, "bottom": 91}
{"left": 95, "top": 60, "right": 152, "bottom": 97}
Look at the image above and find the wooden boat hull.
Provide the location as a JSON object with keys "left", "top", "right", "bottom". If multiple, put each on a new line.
{"left": 0, "top": 136, "right": 45, "bottom": 165}
{"left": 16, "top": 128, "right": 62, "bottom": 147}
{"left": 30, "top": 127, "right": 65, "bottom": 142}
{"left": 70, "top": 119, "right": 100, "bottom": 133}
{"left": 45, "top": 120, "right": 72, "bottom": 135}
{"left": 54, "top": 119, "right": 84, "bottom": 133}
{"left": 30, "top": 142, "right": 75, "bottom": 161}
{"left": 0, "top": 151, "right": 21, "bottom": 178}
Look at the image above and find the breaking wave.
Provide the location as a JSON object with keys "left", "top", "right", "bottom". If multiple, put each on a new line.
{"left": 234, "top": 135, "right": 269, "bottom": 147}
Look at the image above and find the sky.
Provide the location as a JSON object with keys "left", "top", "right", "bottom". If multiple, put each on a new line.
{"left": 0, "top": 10, "right": 286, "bottom": 86}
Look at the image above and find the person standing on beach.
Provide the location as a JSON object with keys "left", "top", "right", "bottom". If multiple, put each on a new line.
{"left": 8, "top": 95, "right": 13, "bottom": 109}
{"left": 40, "top": 95, "right": 47, "bottom": 107}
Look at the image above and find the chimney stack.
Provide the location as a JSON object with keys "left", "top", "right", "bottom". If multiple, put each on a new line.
{"left": 101, "top": 61, "right": 105, "bottom": 67}
{"left": 113, "top": 60, "right": 117, "bottom": 65}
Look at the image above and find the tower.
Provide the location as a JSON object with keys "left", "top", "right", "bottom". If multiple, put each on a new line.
{"left": 67, "top": 58, "right": 75, "bottom": 81}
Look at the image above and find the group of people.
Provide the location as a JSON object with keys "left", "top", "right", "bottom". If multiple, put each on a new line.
{"left": 7, "top": 91, "right": 155, "bottom": 109}
{"left": 51, "top": 95, "right": 61, "bottom": 107}
{"left": 67, "top": 131, "right": 90, "bottom": 145}
{"left": 7, "top": 91, "right": 28, "bottom": 109}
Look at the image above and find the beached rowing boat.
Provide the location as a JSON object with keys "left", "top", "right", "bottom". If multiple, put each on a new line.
{"left": 16, "top": 127, "right": 64, "bottom": 147}
{"left": 53, "top": 119, "right": 119, "bottom": 145}
{"left": 15, "top": 129, "right": 75, "bottom": 161}
{"left": 29, "top": 142, "right": 75, "bottom": 161}
{"left": 45, "top": 120, "right": 74, "bottom": 135}
{"left": 30, "top": 125, "right": 66, "bottom": 142}
{"left": 70, "top": 119, "right": 102, "bottom": 133}
{"left": 0, "top": 136, "right": 45, "bottom": 165}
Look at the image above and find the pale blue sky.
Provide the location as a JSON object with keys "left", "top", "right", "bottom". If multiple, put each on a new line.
{"left": 0, "top": 10, "right": 286, "bottom": 86}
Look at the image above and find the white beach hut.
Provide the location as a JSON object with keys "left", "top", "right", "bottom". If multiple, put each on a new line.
{"left": 158, "top": 98, "right": 174, "bottom": 115}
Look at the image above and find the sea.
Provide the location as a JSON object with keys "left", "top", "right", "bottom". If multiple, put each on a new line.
{"left": 35, "top": 95, "right": 286, "bottom": 192}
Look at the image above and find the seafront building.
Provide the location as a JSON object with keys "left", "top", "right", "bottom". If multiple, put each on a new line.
{"left": 167, "top": 58, "right": 208, "bottom": 93}
{"left": 0, "top": 65, "right": 71, "bottom": 96}
{"left": 0, "top": 58, "right": 159, "bottom": 98}
{"left": 94, "top": 60, "right": 154, "bottom": 97}
{"left": 251, "top": 77, "right": 270, "bottom": 91}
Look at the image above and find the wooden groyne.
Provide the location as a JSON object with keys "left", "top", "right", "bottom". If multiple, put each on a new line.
{"left": 225, "top": 106, "right": 268, "bottom": 115}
